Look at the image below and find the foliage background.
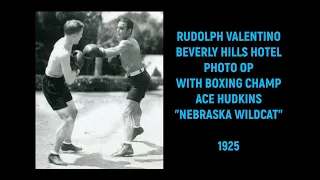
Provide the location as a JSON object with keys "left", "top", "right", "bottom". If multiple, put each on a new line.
{"left": 35, "top": 11, "right": 163, "bottom": 77}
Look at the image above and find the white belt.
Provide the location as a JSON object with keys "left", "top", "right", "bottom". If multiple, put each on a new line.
{"left": 128, "top": 67, "right": 145, "bottom": 77}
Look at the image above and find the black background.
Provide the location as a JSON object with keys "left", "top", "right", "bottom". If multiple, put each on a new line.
{"left": 163, "top": 11, "right": 290, "bottom": 169}
{"left": 4, "top": 9, "right": 291, "bottom": 173}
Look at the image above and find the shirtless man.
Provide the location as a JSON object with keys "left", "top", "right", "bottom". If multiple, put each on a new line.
{"left": 82, "top": 18, "right": 151, "bottom": 157}
{"left": 42, "top": 19, "right": 85, "bottom": 165}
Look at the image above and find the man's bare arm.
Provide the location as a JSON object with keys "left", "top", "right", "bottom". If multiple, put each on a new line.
{"left": 59, "top": 53, "right": 77, "bottom": 85}
{"left": 102, "top": 40, "right": 131, "bottom": 58}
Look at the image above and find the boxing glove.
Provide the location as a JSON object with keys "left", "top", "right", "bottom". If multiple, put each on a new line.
{"left": 70, "top": 50, "right": 85, "bottom": 71}
{"left": 82, "top": 44, "right": 106, "bottom": 59}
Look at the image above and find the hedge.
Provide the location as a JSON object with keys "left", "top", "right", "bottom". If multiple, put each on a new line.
{"left": 35, "top": 74, "right": 163, "bottom": 92}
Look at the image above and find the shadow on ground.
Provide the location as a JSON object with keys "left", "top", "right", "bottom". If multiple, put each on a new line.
{"left": 133, "top": 140, "right": 163, "bottom": 162}
{"left": 68, "top": 153, "right": 144, "bottom": 169}
{"left": 66, "top": 141, "right": 163, "bottom": 168}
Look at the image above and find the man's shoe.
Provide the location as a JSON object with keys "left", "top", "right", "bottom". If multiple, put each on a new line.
{"left": 61, "top": 143, "right": 82, "bottom": 152}
{"left": 48, "top": 154, "right": 68, "bottom": 166}
{"left": 132, "top": 127, "right": 144, "bottom": 140}
{"left": 112, "top": 143, "right": 134, "bottom": 157}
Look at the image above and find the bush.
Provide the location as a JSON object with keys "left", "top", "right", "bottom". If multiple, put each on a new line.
{"left": 35, "top": 74, "right": 162, "bottom": 92}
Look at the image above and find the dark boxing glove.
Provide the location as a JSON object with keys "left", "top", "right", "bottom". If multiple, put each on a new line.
{"left": 70, "top": 50, "right": 85, "bottom": 71}
{"left": 109, "top": 55, "right": 122, "bottom": 68}
{"left": 82, "top": 44, "right": 106, "bottom": 59}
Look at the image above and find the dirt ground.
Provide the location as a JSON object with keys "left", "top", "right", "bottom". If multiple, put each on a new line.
{"left": 35, "top": 86, "right": 163, "bottom": 169}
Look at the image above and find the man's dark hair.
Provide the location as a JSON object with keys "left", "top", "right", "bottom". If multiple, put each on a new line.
{"left": 63, "top": 19, "right": 84, "bottom": 35}
{"left": 119, "top": 18, "right": 134, "bottom": 34}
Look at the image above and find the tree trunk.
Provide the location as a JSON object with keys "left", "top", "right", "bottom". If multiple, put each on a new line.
{"left": 94, "top": 12, "right": 103, "bottom": 76}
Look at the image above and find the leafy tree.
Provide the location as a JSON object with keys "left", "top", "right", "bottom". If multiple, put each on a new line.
{"left": 35, "top": 11, "right": 163, "bottom": 76}
{"left": 36, "top": 11, "right": 102, "bottom": 75}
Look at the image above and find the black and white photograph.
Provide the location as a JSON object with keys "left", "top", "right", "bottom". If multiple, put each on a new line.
{"left": 35, "top": 11, "right": 163, "bottom": 169}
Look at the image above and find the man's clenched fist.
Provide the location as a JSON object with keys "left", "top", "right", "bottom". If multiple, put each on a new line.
{"left": 82, "top": 44, "right": 106, "bottom": 59}
{"left": 70, "top": 50, "right": 85, "bottom": 72}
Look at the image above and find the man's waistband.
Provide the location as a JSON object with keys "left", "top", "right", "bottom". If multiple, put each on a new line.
{"left": 44, "top": 73, "right": 64, "bottom": 80}
{"left": 128, "top": 67, "right": 145, "bottom": 77}
{"left": 45, "top": 69, "right": 64, "bottom": 79}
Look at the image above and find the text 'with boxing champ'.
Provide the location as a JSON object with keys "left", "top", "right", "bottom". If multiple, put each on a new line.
{"left": 174, "top": 31, "right": 284, "bottom": 120}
